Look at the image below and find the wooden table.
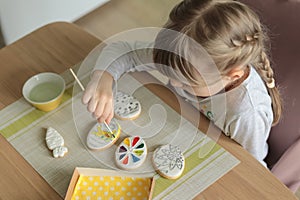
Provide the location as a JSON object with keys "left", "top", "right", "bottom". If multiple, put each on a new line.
{"left": 0, "top": 22, "right": 297, "bottom": 200}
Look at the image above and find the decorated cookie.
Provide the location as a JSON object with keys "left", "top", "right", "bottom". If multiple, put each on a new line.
{"left": 152, "top": 144, "right": 185, "bottom": 179}
{"left": 115, "top": 136, "right": 147, "bottom": 170}
{"left": 86, "top": 119, "right": 121, "bottom": 150}
{"left": 46, "top": 127, "right": 64, "bottom": 150}
{"left": 53, "top": 146, "right": 68, "bottom": 158}
{"left": 45, "top": 127, "right": 68, "bottom": 158}
{"left": 114, "top": 91, "right": 141, "bottom": 120}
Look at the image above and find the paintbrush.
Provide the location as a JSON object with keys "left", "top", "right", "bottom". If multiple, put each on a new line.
{"left": 69, "top": 68, "right": 115, "bottom": 138}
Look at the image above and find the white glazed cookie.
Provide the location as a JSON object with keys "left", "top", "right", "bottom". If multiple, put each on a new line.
{"left": 45, "top": 127, "right": 68, "bottom": 158}
{"left": 86, "top": 119, "right": 121, "bottom": 150}
{"left": 53, "top": 146, "right": 68, "bottom": 158}
{"left": 46, "top": 127, "right": 64, "bottom": 150}
{"left": 115, "top": 136, "right": 147, "bottom": 170}
{"left": 114, "top": 91, "right": 141, "bottom": 120}
{"left": 152, "top": 144, "right": 185, "bottom": 179}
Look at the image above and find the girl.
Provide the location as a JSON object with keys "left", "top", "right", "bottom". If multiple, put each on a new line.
{"left": 82, "top": 0, "right": 282, "bottom": 167}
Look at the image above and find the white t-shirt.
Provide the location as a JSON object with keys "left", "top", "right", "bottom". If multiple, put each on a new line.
{"left": 94, "top": 41, "right": 273, "bottom": 167}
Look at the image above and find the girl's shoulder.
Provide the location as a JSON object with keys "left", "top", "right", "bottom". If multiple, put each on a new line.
{"left": 224, "top": 67, "right": 272, "bottom": 115}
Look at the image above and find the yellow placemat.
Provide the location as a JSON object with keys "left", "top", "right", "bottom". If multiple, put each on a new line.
{"left": 0, "top": 62, "right": 240, "bottom": 199}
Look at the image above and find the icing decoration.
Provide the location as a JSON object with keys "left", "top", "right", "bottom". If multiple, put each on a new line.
{"left": 86, "top": 119, "right": 121, "bottom": 150}
{"left": 115, "top": 136, "right": 147, "bottom": 170}
{"left": 46, "top": 127, "right": 64, "bottom": 150}
{"left": 71, "top": 175, "right": 152, "bottom": 200}
{"left": 45, "top": 127, "right": 68, "bottom": 158}
{"left": 114, "top": 91, "right": 141, "bottom": 120}
{"left": 152, "top": 144, "right": 185, "bottom": 179}
{"left": 53, "top": 146, "right": 68, "bottom": 158}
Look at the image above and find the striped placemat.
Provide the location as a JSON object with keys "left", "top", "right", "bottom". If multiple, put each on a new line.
{"left": 0, "top": 63, "right": 239, "bottom": 199}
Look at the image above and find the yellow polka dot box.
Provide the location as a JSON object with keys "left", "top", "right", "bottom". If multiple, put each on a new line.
{"left": 65, "top": 167, "right": 155, "bottom": 200}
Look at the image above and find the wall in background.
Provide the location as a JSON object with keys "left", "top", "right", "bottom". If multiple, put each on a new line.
{"left": 0, "top": 0, "right": 108, "bottom": 45}
{"left": 0, "top": 24, "right": 4, "bottom": 48}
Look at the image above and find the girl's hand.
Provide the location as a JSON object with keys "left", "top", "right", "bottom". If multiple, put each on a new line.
{"left": 82, "top": 70, "right": 114, "bottom": 124}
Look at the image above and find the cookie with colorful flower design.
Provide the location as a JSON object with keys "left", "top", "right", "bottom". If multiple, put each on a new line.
{"left": 86, "top": 119, "right": 121, "bottom": 150}
{"left": 152, "top": 144, "right": 185, "bottom": 179}
{"left": 115, "top": 136, "right": 147, "bottom": 170}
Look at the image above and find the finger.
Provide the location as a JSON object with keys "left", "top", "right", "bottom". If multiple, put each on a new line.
{"left": 82, "top": 80, "right": 97, "bottom": 104}
{"left": 82, "top": 90, "right": 91, "bottom": 105}
{"left": 99, "top": 101, "right": 113, "bottom": 123}
{"left": 94, "top": 100, "right": 105, "bottom": 120}
{"left": 87, "top": 97, "right": 98, "bottom": 113}
{"left": 82, "top": 86, "right": 96, "bottom": 105}
{"left": 107, "top": 95, "right": 115, "bottom": 124}
{"left": 106, "top": 110, "right": 114, "bottom": 125}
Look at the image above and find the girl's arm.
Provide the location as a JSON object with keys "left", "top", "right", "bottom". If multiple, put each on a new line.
{"left": 94, "top": 41, "right": 156, "bottom": 81}
{"left": 82, "top": 41, "right": 155, "bottom": 123}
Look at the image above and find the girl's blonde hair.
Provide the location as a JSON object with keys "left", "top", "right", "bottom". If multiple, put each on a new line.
{"left": 153, "top": 0, "right": 282, "bottom": 125}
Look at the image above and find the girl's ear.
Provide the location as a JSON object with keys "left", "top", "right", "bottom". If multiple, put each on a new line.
{"left": 226, "top": 66, "right": 245, "bottom": 81}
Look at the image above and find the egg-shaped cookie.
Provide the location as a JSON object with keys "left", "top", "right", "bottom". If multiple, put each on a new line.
{"left": 152, "top": 144, "right": 185, "bottom": 179}
{"left": 86, "top": 119, "right": 121, "bottom": 150}
{"left": 114, "top": 91, "right": 141, "bottom": 120}
{"left": 115, "top": 136, "right": 147, "bottom": 170}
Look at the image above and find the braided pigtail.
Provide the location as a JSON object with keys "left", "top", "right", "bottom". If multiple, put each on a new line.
{"left": 253, "top": 51, "right": 282, "bottom": 125}
{"left": 231, "top": 32, "right": 282, "bottom": 125}
{"left": 227, "top": 5, "right": 283, "bottom": 125}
